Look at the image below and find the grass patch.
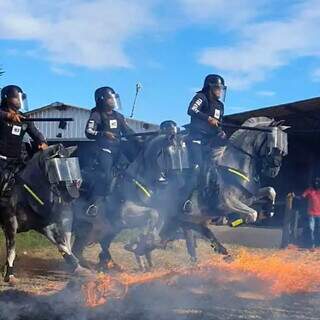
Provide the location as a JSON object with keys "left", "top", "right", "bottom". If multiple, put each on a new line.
{"left": 0, "top": 230, "right": 53, "bottom": 253}
{"left": 0, "top": 227, "right": 141, "bottom": 256}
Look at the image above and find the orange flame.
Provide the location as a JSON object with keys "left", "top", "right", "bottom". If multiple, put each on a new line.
{"left": 82, "top": 246, "right": 320, "bottom": 307}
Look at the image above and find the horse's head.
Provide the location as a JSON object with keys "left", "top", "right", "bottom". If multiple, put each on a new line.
{"left": 40, "top": 144, "right": 82, "bottom": 202}
{"left": 229, "top": 117, "right": 288, "bottom": 179}
{"left": 251, "top": 118, "right": 288, "bottom": 178}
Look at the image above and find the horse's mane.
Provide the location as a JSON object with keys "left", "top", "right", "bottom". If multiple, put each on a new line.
{"left": 229, "top": 117, "right": 274, "bottom": 144}
{"left": 27, "top": 144, "right": 58, "bottom": 167}
{"left": 214, "top": 117, "right": 274, "bottom": 163}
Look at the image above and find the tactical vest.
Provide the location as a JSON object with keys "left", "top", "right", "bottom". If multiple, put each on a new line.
{"left": 99, "top": 110, "right": 122, "bottom": 138}
{"left": 0, "top": 119, "right": 27, "bottom": 158}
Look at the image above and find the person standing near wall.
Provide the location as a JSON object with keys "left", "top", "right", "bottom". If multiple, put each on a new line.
{"left": 302, "top": 177, "right": 320, "bottom": 248}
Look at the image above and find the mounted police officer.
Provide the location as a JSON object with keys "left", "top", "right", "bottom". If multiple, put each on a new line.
{"left": 0, "top": 85, "right": 47, "bottom": 194}
{"left": 85, "top": 86, "right": 136, "bottom": 216}
{"left": 187, "top": 74, "right": 227, "bottom": 201}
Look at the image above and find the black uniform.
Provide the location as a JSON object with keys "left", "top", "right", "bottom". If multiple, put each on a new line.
{"left": 0, "top": 109, "right": 46, "bottom": 192}
{"left": 85, "top": 107, "right": 135, "bottom": 196}
{"left": 0, "top": 110, "right": 45, "bottom": 159}
{"left": 187, "top": 91, "right": 224, "bottom": 166}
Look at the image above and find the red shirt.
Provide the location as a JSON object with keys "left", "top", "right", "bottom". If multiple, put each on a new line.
{"left": 303, "top": 188, "right": 320, "bottom": 217}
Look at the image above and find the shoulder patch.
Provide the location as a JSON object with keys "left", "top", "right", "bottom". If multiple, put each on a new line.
{"left": 191, "top": 98, "right": 203, "bottom": 113}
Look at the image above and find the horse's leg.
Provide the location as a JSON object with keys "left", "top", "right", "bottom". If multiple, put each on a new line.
{"left": 254, "top": 187, "right": 276, "bottom": 218}
{"left": 221, "top": 188, "right": 258, "bottom": 223}
{"left": 121, "top": 203, "right": 163, "bottom": 270}
{"left": 98, "top": 233, "right": 122, "bottom": 271}
{"left": 3, "top": 215, "right": 18, "bottom": 284}
{"left": 41, "top": 223, "right": 81, "bottom": 272}
{"left": 183, "top": 227, "right": 197, "bottom": 262}
{"left": 42, "top": 204, "right": 90, "bottom": 275}
{"left": 72, "top": 220, "right": 98, "bottom": 269}
{"left": 145, "top": 251, "right": 153, "bottom": 268}
{"left": 134, "top": 254, "right": 145, "bottom": 271}
{"left": 183, "top": 221, "right": 228, "bottom": 256}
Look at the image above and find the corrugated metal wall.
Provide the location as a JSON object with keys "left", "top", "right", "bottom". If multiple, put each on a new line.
{"left": 27, "top": 103, "right": 158, "bottom": 141}
{"left": 28, "top": 105, "right": 89, "bottom": 140}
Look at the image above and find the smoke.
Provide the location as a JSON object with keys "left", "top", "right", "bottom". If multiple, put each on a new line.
{"left": 2, "top": 253, "right": 319, "bottom": 319}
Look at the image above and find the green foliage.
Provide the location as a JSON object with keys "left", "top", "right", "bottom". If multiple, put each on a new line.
{"left": 0, "top": 230, "right": 52, "bottom": 252}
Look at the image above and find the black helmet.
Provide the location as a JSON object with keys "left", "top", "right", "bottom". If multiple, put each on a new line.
{"left": 203, "top": 74, "right": 227, "bottom": 102}
{"left": 1, "top": 85, "right": 28, "bottom": 111}
{"left": 94, "top": 86, "right": 121, "bottom": 110}
{"left": 160, "top": 120, "right": 178, "bottom": 136}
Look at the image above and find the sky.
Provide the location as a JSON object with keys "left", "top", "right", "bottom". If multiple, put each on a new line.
{"left": 0, "top": 0, "right": 320, "bottom": 126}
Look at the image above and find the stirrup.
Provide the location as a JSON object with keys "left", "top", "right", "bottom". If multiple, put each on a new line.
{"left": 85, "top": 204, "right": 98, "bottom": 217}
{"left": 183, "top": 200, "right": 193, "bottom": 213}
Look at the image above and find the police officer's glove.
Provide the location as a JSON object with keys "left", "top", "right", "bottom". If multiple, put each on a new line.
{"left": 6, "top": 110, "right": 24, "bottom": 123}
{"left": 104, "top": 131, "right": 117, "bottom": 140}
{"left": 38, "top": 143, "right": 48, "bottom": 150}
{"left": 208, "top": 116, "right": 219, "bottom": 127}
{"left": 217, "top": 130, "right": 227, "bottom": 140}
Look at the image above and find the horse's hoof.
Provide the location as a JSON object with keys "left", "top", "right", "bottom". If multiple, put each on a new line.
{"left": 124, "top": 243, "right": 137, "bottom": 253}
{"left": 73, "top": 266, "right": 93, "bottom": 278}
{"left": 99, "top": 260, "right": 123, "bottom": 273}
{"left": 4, "top": 275, "right": 17, "bottom": 286}
{"left": 246, "top": 211, "right": 258, "bottom": 224}
{"left": 223, "top": 254, "right": 234, "bottom": 263}
{"left": 189, "top": 257, "right": 198, "bottom": 265}
{"left": 211, "top": 243, "right": 228, "bottom": 256}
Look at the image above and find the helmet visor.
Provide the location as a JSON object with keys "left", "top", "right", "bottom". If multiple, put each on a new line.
{"left": 99, "top": 92, "right": 122, "bottom": 110}
{"left": 109, "top": 93, "right": 121, "bottom": 110}
{"left": 18, "top": 92, "right": 29, "bottom": 112}
{"left": 210, "top": 84, "right": 227, "bottom": 102}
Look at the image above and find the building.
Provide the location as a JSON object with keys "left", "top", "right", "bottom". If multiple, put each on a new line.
{"left": 26, "top": 102, "right": 158, "bottom": 141}
{"left": 26, "top": 102, "right": 159, "bottom": 166}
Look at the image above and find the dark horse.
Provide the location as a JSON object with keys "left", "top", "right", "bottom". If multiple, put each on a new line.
{"left": 0, "top": 144, "right": 87, "bottom": 284}
{"left": 72, "top": 126, "right": 227, "bottom": 271}
{"left": 73, "top": 117, "right": 288, "bottom": 270}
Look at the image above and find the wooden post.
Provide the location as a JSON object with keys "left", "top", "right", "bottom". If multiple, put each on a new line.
{"left": 281, "top": 192, "right": 294, "bottom": 248}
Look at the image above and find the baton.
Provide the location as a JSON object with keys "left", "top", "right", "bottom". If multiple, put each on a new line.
{"left": 23, "top": 117, "right": 74, "bottom": 122}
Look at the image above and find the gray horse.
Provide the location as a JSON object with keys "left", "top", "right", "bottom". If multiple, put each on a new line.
{"left": 124, "top": 117, "right": 289, "bottom": 264}
{"left": 216, "top": 117, "right": 288, "bottom": 222}
{"left": 0, "top": 144, "right": 87, "bottom": 284}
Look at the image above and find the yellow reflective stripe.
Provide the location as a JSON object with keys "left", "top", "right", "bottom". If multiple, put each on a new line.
{"left": 231, "top": 218, "right": 244, "bottom": 227}
{"left": 228, "top": 168, "right": 250, "bottom": 182}
{"left": 132, "top": 179, "right": 152, "bottom": 198}
{"left": 23, "top": 184, "right": 44, "bottom": 206}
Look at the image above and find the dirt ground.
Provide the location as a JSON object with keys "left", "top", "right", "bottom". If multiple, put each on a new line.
{"left": 1, "top": 238, "right": 320, "bottom": 320}
{"left": 0, "top": 239, "right": 224, "bottom": 295}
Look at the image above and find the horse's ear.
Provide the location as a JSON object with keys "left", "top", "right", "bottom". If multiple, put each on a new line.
{"left": 279, "top": 125, "right": 291, "bottom": 131}
{"left": 65, "top": 146, "right": 78, "bottom": 157}
{"left": 270, "top": 120, "right": 285, "bottom": 127}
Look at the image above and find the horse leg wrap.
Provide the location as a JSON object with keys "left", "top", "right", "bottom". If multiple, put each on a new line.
{"left": 3, "top": 264, "right": 14, "bottom": 277}
{"left": 62, "top": 253, "right": 79, "bottom": 271}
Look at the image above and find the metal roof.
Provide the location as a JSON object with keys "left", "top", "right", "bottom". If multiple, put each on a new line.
{"left": 26, "top": 102, "right": 159, "bottom": 141}
{"left": 224, "top": 97, "right": 320, "bottom": 131}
